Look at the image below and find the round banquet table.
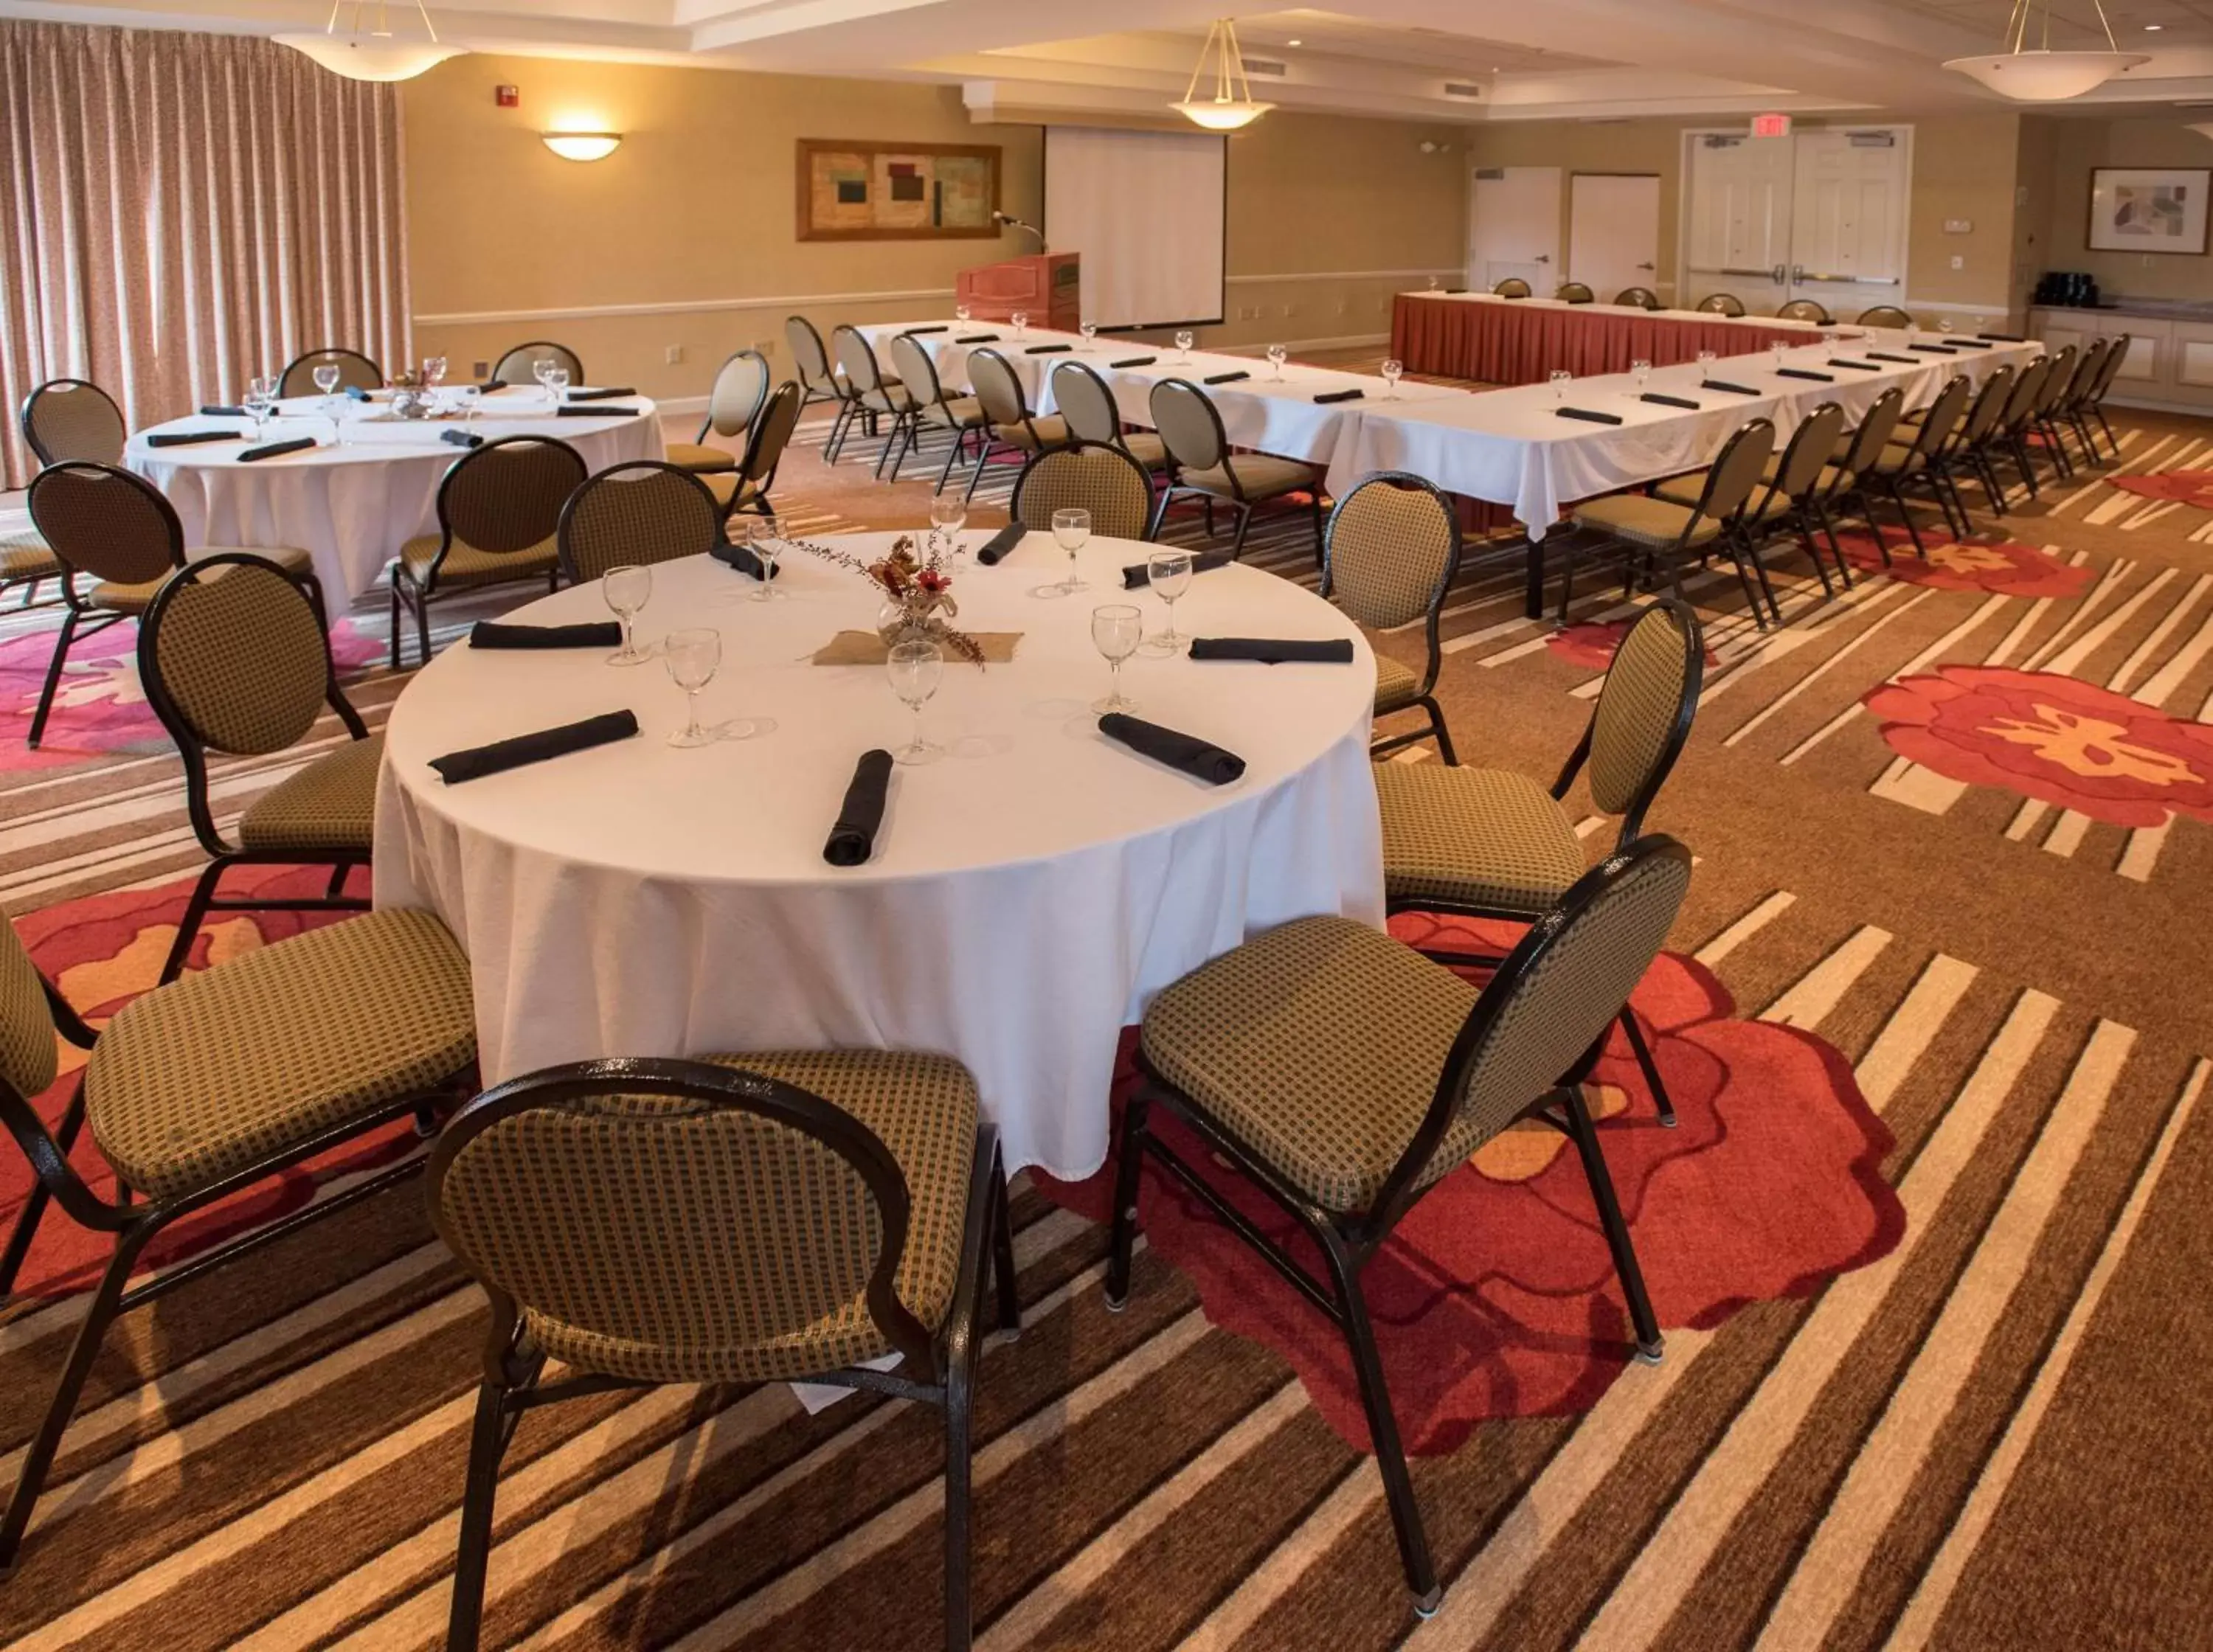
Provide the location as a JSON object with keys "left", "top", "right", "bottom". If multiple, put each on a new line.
{"left": 125, "top": 390, "right": 665, "bottom": 606}
{"left": 372, "top": 533, "right": 1385, "bottom": 1179}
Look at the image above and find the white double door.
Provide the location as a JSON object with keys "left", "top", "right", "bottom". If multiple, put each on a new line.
{"left": 1683, "top": 127, "right": 1911, "bottom": 318}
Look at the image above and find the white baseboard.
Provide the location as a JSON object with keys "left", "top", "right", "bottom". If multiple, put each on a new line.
{"left": 2103, "top": 392, "right": 2213, "bottom": 418}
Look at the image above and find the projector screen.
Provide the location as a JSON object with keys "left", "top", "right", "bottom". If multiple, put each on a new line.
{"left": 1044, "top": 126, "right": 1226, "bottom": 331}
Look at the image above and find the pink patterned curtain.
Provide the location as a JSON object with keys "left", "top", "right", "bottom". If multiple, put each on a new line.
{"left": 0, "top": 20, "right": 410, "bottom": 488}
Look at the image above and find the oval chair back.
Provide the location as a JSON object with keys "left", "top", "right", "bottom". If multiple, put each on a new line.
{"left": 1835, "top": 387, "right": 1908, "bottom": 480}
{"left": 139, "top": 552, "right": 345, "bottom": 760}
{"left": 1586, "top": 600, "right": 1704, "bottom": 831}
{"left": 702, "top": 350, "right": 770, "bottom": 442}
{"left": 1697, "top": 292, "right": 1746, "bottom": 317}
{"left": 26, "top": 462, "right": 182, "bottom": 589}
{"left": 1776, "top": 299, "right": 1832, "bottom": 324}
{"left": 1773, "top": 402, "right": 1846, "bottom": 502}
{"left": 437, "top": 437, "right": 587, "bottom": 564}
{"left": 887, "top": 333, "right": 951, "bottom": 412}
{"left": 2089, "top": 333, "right": 2130, "bottom": 403}
{"left": 1856, "top": 305, "right": 1914, "bottom": 329}
{"left": 1557, "top": 282, "right": 1595, "bottom": 305}
{"left": 831, "top": 326, "right": 893, "bottom": 400}
{"left": 1149, "top": 378, "right": 1229, "bottom": 476}
{"left": 491, "top": 341, "right": 585, "bottom": 387}
{"left": 1995, "top": 356, "right": 2050, "bottom": 437}
{"left": 964, "top": 348, "right": 1033, "bottom": 433}
{"left": 279, "top": 348, "right": 381, "bottom": 399}
{"left": 1613, "top": 287, "right": 1660, "bottom": 311}
{"left": 1493, "top": 278, "right": 1532, "bottom": 299}
{"left": 2032, "top": 344, "right": 2079, "bottom": 419}
{"left": 1959, "top": 364, "right": 2020, "bottom": 445}
{"left": 557, "top": 462, "right": 721, "bottom": 584}
{"left": 785, "top": 316, "right": 838, "bottom": 395}
{"left": 1051, "top": 361, "right": 1123, "bottom": 446}
{"left": 1321, "top": 472, "right": 1460, "bottom": 631}
{"left": 738, "top": 381, "right": 805, "bottom": 504}
{"left": 1694, "top": 419, "right": 1778, "bottom": 525}
{"left": 21, "top": 378, "right": 127, "bottom": 468}
{"left": 2057, "top": 337, "right": 2108, "bottom": 412}
{"left": 1908, "top": 374, "right": 1975, "bottom": 463}
{"left": 1011, "top": 442, "right": 1154, "bottom": 541}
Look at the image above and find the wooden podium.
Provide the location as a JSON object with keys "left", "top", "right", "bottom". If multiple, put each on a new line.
{"left": 955, "top": 252, "right": 1081, "bottom": 330}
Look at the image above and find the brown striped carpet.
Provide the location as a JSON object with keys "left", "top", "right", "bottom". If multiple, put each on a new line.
{"left": 1, "top": 374, "right": 2210, "bottom": 1651}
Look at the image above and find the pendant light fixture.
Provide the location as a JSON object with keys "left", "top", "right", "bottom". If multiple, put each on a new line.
{"left": 1173, "top": 18, "right": 1274, "bottom": 132}
{"left": 1943, "top": 0, "right": 2149, "bottom": 102}
{"left": 276, "top": 0, "right": 465, "bottom": 83}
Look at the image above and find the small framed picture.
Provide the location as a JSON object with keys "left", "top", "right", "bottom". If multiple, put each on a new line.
{"left": 2088, "top": 167, "right": 2212, "bottom": 255}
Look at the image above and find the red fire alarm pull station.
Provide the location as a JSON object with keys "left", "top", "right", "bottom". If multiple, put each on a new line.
{"left": 496, "top": 85, "right": 519, "bottom": 108}
{"left": 1750, "top": 112, "right": 1792, "bottom": 139}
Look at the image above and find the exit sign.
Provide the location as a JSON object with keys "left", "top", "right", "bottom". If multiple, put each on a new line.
{"left": 1751, "top": 112, "right": 1793, "bottom": 139}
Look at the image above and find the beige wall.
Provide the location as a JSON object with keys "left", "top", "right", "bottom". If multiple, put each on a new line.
{"left": 2020, "top": 114, "right": 2213, "bottom": 304}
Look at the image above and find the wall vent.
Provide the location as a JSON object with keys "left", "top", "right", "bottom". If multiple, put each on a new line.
{"left": 1443, "top": 81, "right": 1485, "bottom": 100}
{"left": 1847, "top": 131, "right": 1897, "bottom": 148}
{"left": 1240, "top": 57, "right": 1287, "bottom": 77}
{"left": 1474, "top": 167, "right": 1506, "bottom": 181}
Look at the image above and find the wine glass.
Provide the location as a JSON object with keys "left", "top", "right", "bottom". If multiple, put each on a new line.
{"left": 1770, "top": 340, "right": 1790, "bottom": 371}
{"left": 547, "top": 366, "right": 570, "bottom": 406}
{"left": 746, "top": 516, "right": 783, "bottom": 599}
{"left": 313, "top": 363, "right": 341, "bottom": 412}
{"left": 1427, "top": 274, "right": 1441, "bottom": 291}
{"left": 1267, "top": 343, "right": 1289, "bottom": 381}
{"left": 455, "top": 384, "right": 482, "bottom": 423}
{"left": 1381, "top": 359, "right": 1404, "bottom": 398}
{"left": 1011, "top": 310, "right": 1030, "bottom": 339}
{"left": 929, "top": 494, "right": 967, "bottom": 560}
{"left": 664, "top": 628, "right": 721, "bottom": 747}
{"left": 421, "top": 355, "right": 448, "bottom": 387}
{"left": 955, "top": 303, "right": 972, "bottom": 325}
{"left": 1140, "top": 549, "right": 1193, "bottom": 656}
{"left": 1632, "top": 358, "right": 1652, "bottom": 391}
{"left": 532, "top": 358, "right": 556, "bottom": 403}
{"left": 1939, "top": 316, "right": 1955, "bottom": 336}
{"left": 1174, "top": 330, "right": 1195, "bottom": 362}
{"left": 603, "top": 563, "right": 653, "bottom": 665}
{"left": 244, "top": 375, "right": 279, "bottom": 440}
{"left": 1052, "top": 507, "right": 1090, "bottom": 595}
{"left": 1905, "top": 320, "right": 1921, "bottom": 346}
{"left": 1090, "top": 604, "right": 1143, "bottom": 714}
{"left": 1080, "top": 321, "right": 1098, "bottom": 351}
{"left": 1697, "top": 349, "right": 1718, "bottom": 376}
{"left": 1549, "top": 369, "right": 1573, "bottom": 404}
{"left": 887, "top": 639, "right": 945, "bottom": 766}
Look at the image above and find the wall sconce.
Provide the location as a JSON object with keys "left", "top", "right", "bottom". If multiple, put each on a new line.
{"left": 542, "top": 132, "right": 621, "bottom": 162}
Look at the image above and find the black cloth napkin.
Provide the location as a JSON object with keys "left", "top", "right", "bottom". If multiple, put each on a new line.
{"left": 977, "top": 523, "right": 1028, "bottom": 566}
{"left": 146, "top": 428, "right": 241, "bottom": 447}
{"left": 1111, "top": 355, "right": 1158, "bottom": 369}
{"left": 429, "top": 709, "right": 640, "bottom": 784}
{"left": 905, "top": 325, "right": 950, "bottom": 336}
{"left": 1701, "top": 378, "right": 1761, "bottom": 395}
{"left": 1949, "top": 339, "right": 1995, "bottom": 350}
{"left": 567, "top": 386, "right": 637, "bottom": 401}
{"left": 237, "top": 437, "right": 317, "bottom": 462}
{"left": 1314, "top": 388, "right": 1365, "bottom": 404}
{"left": 556, "top": 404, "right": 641, "bottom": 417}
{"left": 1976, "top": 333, "right": 2026, "bottom": 343}
{"left": 1828, "top": 358, "right": 1884, "bottom": 372}
{"left": 442, "top": 429, "right": 485, "bottom": 449}
{"left": 1908, "top": 343, "right": 1959, "bottom": 355}
{"left": 956, "top": 333, "right": 1000, "bottom": 344}
{"left": 1641, "top": 392, "right": 1701, "bottom": 409}
{"left": 468, "top": 620, "right": 623, "bottom": 650}
{"left": 1867, "top": 352, "right": 1919, "bottom": 364}
{"left": 1557, "top": 407, "right": 1625, "bottom": 426}
{"left": 1203, "top": 369, "right": 1251, "bottom": 385}
{"left": 1099, "top": 713, "right": 1245, "bottom": 785}
{"left": 1025, "top": 343, "right": 1073, "bottom": 355}
{"left": 708, "top": 540, "right": 781, "bottom": 580}
{"left": 1121, "top": 549, "right": 1230, "bottom": 589}
{"left": 200, "top": 404, "right": 249, "bottom": 417}
{"left": 1188, "top": 636, "right": 1355, "bottom": 664}
{"left": 823, "top": 750, "right": 894, "bottom": 867}
{"left": 1444, "top": 287, "right": 1468, "bottom": 294}
{"left": 344, "top": 385, "right": 372, "bottom": 401}
{"left": 1776, "top": 368, "right": 1835, "bottom": 383}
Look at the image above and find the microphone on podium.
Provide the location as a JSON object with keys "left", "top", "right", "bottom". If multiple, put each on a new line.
{"left": 992, "top": 210, "right": 1047, "bottom": 249}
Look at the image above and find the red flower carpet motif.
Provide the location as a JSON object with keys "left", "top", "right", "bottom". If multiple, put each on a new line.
{"left": 1548, "top": 620, "right": 1719, "bottom": 673}
{"left": 1834, "top": 528, "right": 2093, "bottom": 598}
{"left": 2110, "top": 470, "right": 2213, "bottom": 512}
{"left": 1864, "top": 666, "right": 2213, "bottom": 829}
{"left": 1035, "top": 914, "right": 1903, "bottom": 1457}
{"left": 1, "top": 865, "right": 416, "bottom": 1299}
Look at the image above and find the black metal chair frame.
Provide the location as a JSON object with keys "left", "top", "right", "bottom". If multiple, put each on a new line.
{"left": 784, "top": 316, "right": 845, "bottom": 417}
{"left": 825, "top": 326, "right": 907, "bottom": 474}
{"left": 687, "top": 349, "right": 771, "bottom": 465}
{"left": 1855, "top": 306, "right": 1914, "bottom": 329}
{"left": 1777, "top": 299, "right": 1834, "bottom": 325}
{"left": 1815, "top": 386, "right": 1909, "bottom": 562}
{"left": 1867, "top": 375, "right": 1975, "bottom": 555}
{"left": 724, "top": 381, "right": 806, "bottom": 522}
{"left": 1493, "top": 279, "right": 1532, "bottom": 299}
{"left": 554, "top": 461, "right": 722, "bottom": 583}
{"left": 1557, "top": 421, "right": 1773, "bottom": 625}
{"left": 1698, "top": 293, "right": 1748, "bottom": 317}
{"left": 2044, "top": 337, "right": 2110, "bottom": 473}
{"left": 1732, "top": 403, "right": 1854, "bottom": 617}
{"left": 1320, "top": 471, "right": 1463, "bottom": 764}
{"left": 278, "top": 347, "right": 384, "bottom": 399}
{"left": 432, "top": 1057, "right": 1018, "bottom": 1652}
{"left": 959, "top": 349, "right": 1073, "bottom": 507}
{"left": 2074, "top": 333, "right": 2129, "bottom": 462}
{"left": 20, "top": 378, "right": 125, "bottom": 468}
{"left": 1144, "top": 378, "right": 1325, "bottom": 561}
{"left": 1613, "top": 288, "right": 1661, "bottom": 311}
{"left": 1946, "top": 364, "right": 2025, "bottom": 518}
{"left": 1052, "top": 359, "right": 1168, "bottom": 475}
{"left": 0, "top": 957, "right": 476, "bottom": 1575}
{"left": 489, "top": 341, "right": 586, "bottom": 387}
{"left": 1106, "top": 839, "right": 1687, "bottom": 1616}
{"left": 882, "top": 335, "right": 986, "bottom": 493}
{"left": 2024, "top": 344, "right": 2087, "bottom": 487}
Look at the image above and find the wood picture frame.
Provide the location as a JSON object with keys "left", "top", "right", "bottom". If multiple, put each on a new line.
{"left": 797, "top": 139, "right": 1002, "bottom": 242}
{"left": 2087, "top": 167, "right": 2212, "bottom": 257}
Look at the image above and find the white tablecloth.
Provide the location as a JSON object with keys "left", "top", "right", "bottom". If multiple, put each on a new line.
{"left": 126, "top": 389, "right": 665, "bottom": 604}
{"left": 373, "top": 534, "right": 1383, "bottom": 1179}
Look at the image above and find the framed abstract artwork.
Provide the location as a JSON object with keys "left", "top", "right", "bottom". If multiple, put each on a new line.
{"left": 2088, "top": 168, "right": 2212, "bottom": 256}
{"left": 796, "top": 140, "right": 1001, "bottom": 241}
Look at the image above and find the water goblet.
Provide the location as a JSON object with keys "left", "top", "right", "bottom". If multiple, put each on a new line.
{"left": 1770, "top": 340, "right": 1790, "bottom": 371}
{"left": 1549, "top": 369, "right": 1573, "bottom": 404}
{"left": 1381, "top": 359, "right": 1405, "bottom": 398}
{"left": 455, "top": 384, "right": 482, "bottom": 423}
{"left": 1905, "top": 320, "right": 1920, "bottom": 346}
{"left": 1697, "top": 349, "right": 1718, "bottom": 374}
{"left": 1939, "top": 316, "right": 1955, "bottom": 336}
{"left": 1267, "top": 343, "right": 1289, "bottom": 381}
{"left": 1011, "top": 310, "right": 1030, "bottom": 339}
{"left": 532, "top": 358, "right": 556, "bottom": 403}
{"left": 603, "top": 563, "right": 653, "bottom": 665}
{"left": 955, "top": 303, "right": 972, "bottom": 325}
{"left": 244, "top": 375, "right": 280, "bottom": 440}
{"left": 1175, "top": 330, "right": 1195, "bottom": 362}
{"left": 1632, "top": 358, "right": 1652, "bottom": 391}
{"left": 929, "top": 494, "right": 967, "bottom": 560}
{"left": 1080, "top": 321, "right": 1098, "bottom": 350}
{"left": 1427, "top": 274, "right": 1441, "bottom": 291}
{"left": 664, "top": 628, "right": 722, "bottom": 748}
{"left": 1140, "top": 549, "right": 1193, "bottom": 656}
{"left": 312, "top": 363, "right": 342, "bottom": 432}
{"left": 1090, "top": 604, "right": 1143, "bottom": 714}
{"left": 746, "top": 516, "right": 783, "bottom": 599}
{"left": 422, "top": 355, "right": 448, "bottom": 386}
{"left": 887, "top": 639, "right": 945, "bottom": 766}
{"left": 547, "top": 366, "right": 570, "bottom": 406}
{"left": 1052, "top": 507, "right": 1091, "bottom": 595}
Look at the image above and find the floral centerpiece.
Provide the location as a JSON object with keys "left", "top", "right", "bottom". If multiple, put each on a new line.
{"left": 793, "top": 532, "right": 986, "bottom": 663}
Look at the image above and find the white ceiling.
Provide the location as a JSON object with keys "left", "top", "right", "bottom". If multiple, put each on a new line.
{"left": 7, "top": 0, "right": 2213, "bottom": 120}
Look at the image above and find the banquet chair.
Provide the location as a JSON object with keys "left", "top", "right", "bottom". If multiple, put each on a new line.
{"left": 1859, "top": 372, "right": 1975, "bottom": 554}
{"left": 21, "top": 378, "right": 126, "bottom": 468}
{"left": 785, "top": 315, "right": 845, "bottom": 416}
{"left": 1322, "top": 473, "right": 1461, "bottom": 763}
{"left": 961, "top": 349, "right": 1073, "bottom": 506}
{"left": 1011, "top": 442, "right": 1155, "bottom": 542}
{"left": 431, "top": 1052, "right": 1018, "bottom": 1652}
{"left": 2051, "top": 336, "right": 2113, "bottom": 468}
{"left": 556, "top": 461, "right": 721, "bottom": 583}
{"left": 24, "top": 463, "right": 319, "bottom": 748}
{"left": 1370, "top": 598, "right": 1701, "bottom": 1129}
{"left": 1557, "top": 282, "right": 1596, "bottom": 305}
{"left": 1697, "top": 293, "right": 1748, "bottom": 317}
{"left": 1493, "top": 278, "right": 1533, "bottom": 299}
{"left": 1106, "top": 836, "right": 1691, "bottom": 1616}
{"left": 1563, "top": 420, "right": 1774, "bottom": 623}
{"left": 1819, "top": 385, "right": 1908, "bottom": 535}
{"left": 2074, "top": 333, "right": 2130, "bottom": 462}
{"left": 1925, "top": 358, "right": 2037, "bottom": 523}
{"left": 1856, "top": 305, "right": 1915, "bottom": 330}
{"left": 1933, "top": 363, "right": 2023, "bottom": 516}
{"left": 1613, "top": 287, "right": 1662, "bottom": 311}
{"left": 1052, "top": 361, "right": 1170, "bottom": 474}
{"left": 702, "top": 380, "right": 805, "bottom": 521}
{"left": 887, "top": 333, "right": 988, "bottom": 492}
{"left": 0, "top": 902, "right": 477, "bottom": 1575}
{"left": 665, "top": 350, "right": 769, "bottom": 477}
{"left": 1776, "top": 299, "right": 1833, "bottom": 325}
{"left": 1973, "top": 353, "right": 2055, "bottom": 508}
{"left": 139, "top": 552, "right": 385, "bottom": 982}
{"left": 2025, "top": 343, "right": 2085, "bottom": 485}
{"left": 279, "top": 347, "right": 382, "bottom": 398}
{"left": 389, "top": 435, "right": 586, "bottom": 669}
{"left": 1657, "top": 401, "right": 1852, "bottom": 616}
{"left": 828, "top": 326, "right": 915, "bottom": 476}
{"left": 490, "top": 341, "right": 586, "bottom": 387}
{"left": 1147, "top": 378, "right": 1325, "bottom": 561}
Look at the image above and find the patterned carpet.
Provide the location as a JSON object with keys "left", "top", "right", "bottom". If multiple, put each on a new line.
{"left": 1, "top": 370, "right": 2210, "bottom": 1651}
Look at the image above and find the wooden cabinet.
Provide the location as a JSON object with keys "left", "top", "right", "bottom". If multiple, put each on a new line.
{"left": 2031, "top": 308, "right": 2213, "bottom": 413}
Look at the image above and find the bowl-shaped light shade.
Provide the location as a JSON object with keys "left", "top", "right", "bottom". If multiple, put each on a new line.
{"left": 1942, "top": 49, "right": 2150, "bottom": 101}
{"left": 543, "top": 133, "right": 622, "bottom": 162}
{"left": 1171, "top": 99, "right": 1275, "bottom": 131}
{"left": 274, "top": 32, "right": 464, "bottom": 82}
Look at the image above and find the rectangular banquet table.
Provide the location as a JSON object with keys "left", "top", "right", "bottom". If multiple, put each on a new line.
{"left": 1391, "top": 291, "right": 1826, "bottom": 386}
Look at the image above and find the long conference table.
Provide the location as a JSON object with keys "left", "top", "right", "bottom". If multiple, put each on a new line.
{"left": 1391, "top": 290, "right": 1826, "bottom": 384}
{"left": 860, "top": 317, "right": 2042, "bottom": 618}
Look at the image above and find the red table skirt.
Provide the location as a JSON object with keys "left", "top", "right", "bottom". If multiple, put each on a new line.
{"left": 1392, "top": 294, "right": 1815, "bottom": 387}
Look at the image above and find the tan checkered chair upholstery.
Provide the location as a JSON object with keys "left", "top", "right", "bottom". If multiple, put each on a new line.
{"left": 1614, "top": 288, "right": 1662, "bottom": 311}
{"left": 960, "top": 348, "right": 1072, "bottom": 507}
{"left": 489, "top": 341, "right": 585, "bottom": 387}
{"left": 887, "top": 332, "right": 988, "bottom": 493}
{"left": 9, "top": 378, "right": 128, "bottom": 608}
{"left": 665, "top": 350, "right": 769, "bottom": 476}
{"left": 1011, "top": 442, "right": 1156, "bottom": 542}
{"left": 429, "top": 1052, "right": 1018, "bottom": 1652}
{"left": 1856, "top": 305, "right": 1914, "bottom": 329}
{"left": 1557, "top": 282, "right": 1596, "bottom": 304}
{"left": 1776, "top": 299, "right": 1832, "bottom": 324}
{"left": 829, "top": 326, "right": 917, "bottom": 478}
{"left": 1323, "top": 473, "right": 1462, "bottom": 762}
{"left": 139, "top": 552, "right": 383, "bottom": 983}
{"left": 278, "top": 347, "right": 382, "bottom": 399}
{"left": 1108, "top": 836, "right": 1691, "bottom": 1617}
{"left": 556, "top": 462, "right": 721, "bottom": 584}
{"left": 1148, "top": 378, "right": 1325, "bottom": 561}
{"left": 390, "top": 435, "right": 586, "bottom": 670}
{"left": 1493, "top": 278, "right": 1533, "bottom": 298}
{"left": 1654, "top": 400, "right": 1853, "bottom": 620}
{"left": 24, "top": 462, "right": 317, "bottom": 749}
{"left": 1565, "top": 420, "right": 1774, "bottom": 625}
{"left": 1052, "top": 361, "right": 1169, "bottom": 472}
{"left": 701, "top": 381, "right": 804, "bottom": 521}
{"left": 1697, "top": 292, "right": 1748, "bottom": 317}
{"left": 0, "top": 903, "right": 476, "bottom": 1574}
